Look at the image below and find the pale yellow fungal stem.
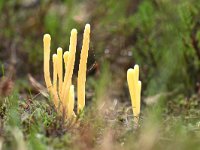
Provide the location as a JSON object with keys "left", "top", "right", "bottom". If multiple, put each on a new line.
{"left": 127, "top": 69, "right": 137, "bottom": 116}
{"left": 134, "top": 65, "right": 139, "bottom": 82}
{"left": 77, "top": 24, "right": 91, "bottom": 113}
{"left": 43, "top": 34, "right": 59, "bottom": 108}
{"left": 43, "top": 34, "right": 52, "bottom": 92}
{"left": 133, "top": 64, "right": 140, "bottom": 116}
{"left": 62, "top": 51, "right": 71, "bottom": 110}
{"left": 134, "top": 81, "right": 141, "bottom": 128}
{"left": 61, "top": 29, "right": 78, "bottom": 104}
{"left": 67, "top": 85, "right": 75, "bottom": 118}
{"left": 57, "top": 47, "right": 63, "bottom": 98}
{"left": 127, "top": 64, "right": 142, "bottom": 128}
{"left": 52, "top": 54, "right": 58, "bottom": 94}
{"left": 63, "top": 51, "right": 69, "bottom": 71}
{"left": 136, "top": 81, "right": 142, "bottom": 116}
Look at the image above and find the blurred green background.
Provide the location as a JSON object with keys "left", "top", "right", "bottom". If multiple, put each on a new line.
{"left": 0, "top": 0, "right": 200, "bottom": 149}
{"left": 0, "top": 0, "right": 200, "bottom": 97}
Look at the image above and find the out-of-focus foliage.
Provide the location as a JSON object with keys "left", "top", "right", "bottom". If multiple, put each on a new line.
{"left": 130, "top": 0, "right": 200, "bottom": 96}
{"left": 89, "top": 0, "right": 200, "bottom": 96}
{"left": 0, "top": 0, "right": 200, "bottom": 150}
{"left": 0, "top": 0, "right": 88, "bottom": 75}
{"left": 0, "top": 0, "right": 199, "bottom": 96}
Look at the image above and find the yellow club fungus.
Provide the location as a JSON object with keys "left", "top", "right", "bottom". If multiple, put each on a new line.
{"left": 43, "top": 34, "right": 59, "bottom": 108}
{"left": 62, "top": 29, "right": 77, "bottom": 104}
{"left": 127, "top": 64, "right": 142, "bottom": 124}
{"left": 43, "top": 34, "right": 52, "bottom": 92}
{"left": 77, "top": 24, "right": 90, "bottom": 112}
{"left": 67, "top": 85, "right": 75, "bottom": 118}
{"left": 52, "top": 54, "right": 58, "bottom": 94}
{"left": 43, "top": 24, "right": 91, "bottom": 118}
{"left": 57, "top": 47, "right": 63, "bottom": 98}
{"left": 63, "top": 51, "right": 69, "bottom": 71}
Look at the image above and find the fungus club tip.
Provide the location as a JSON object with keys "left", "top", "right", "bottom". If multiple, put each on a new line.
{"left": 57, "top": 47, "right": 63, "bottom": 53}
{"left": 127, "top": 68, "right": 134, "bottom": 74}
{"left": 43, "top": 34, "right": 51, "bottom": 41}
{"left": 63, "top": 51, "right": 69, "bottom": 64}
{"left": 85, "top": 24, "right": 90, "bottom": 29}
{"left": 64, "top": 51, "right": 69, "bottom": 57}
{"left": 134, "top": 64, "right": 139, "bottom": 70}
{"left": 71, "top": 29, "right": 77, "bottom": 34}
{"left": 53, "top": 54, "right": 57, "bottom": 62}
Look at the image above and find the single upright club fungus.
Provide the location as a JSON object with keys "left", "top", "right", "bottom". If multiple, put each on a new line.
{"left": 43, "top": 34, "right": 59, "bottom": 108}
{"left": 52, "top": 54, "right": 58, "bottom": 94}
{"left": 62, "top": 51, "right": 70, "bottom": 111}
{"left": 127, "top": 64, "right": 142, "bottom": 125}
{"left": 43, "top": 34, "right": 52, "bottom": 92}
{"left": 43, "top": 24, "right": 91, "bottom": 118}
{"left": 57, "top": 47, "right": 63, "bottom": 98}
{"left": 62, "top": 29, "right": 77, "bottom": 104}
{"left": 77, "top": 24, "right": 91, "bottom": 112}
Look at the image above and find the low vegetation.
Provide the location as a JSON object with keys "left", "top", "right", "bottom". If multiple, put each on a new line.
{"left": 0, "top": 0, "right": 200, "bottom": 150}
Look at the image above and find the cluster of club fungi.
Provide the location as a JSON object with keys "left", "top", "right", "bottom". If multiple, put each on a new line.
{"left": 43, "top": 24, "right": 141, "bottom": 125}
